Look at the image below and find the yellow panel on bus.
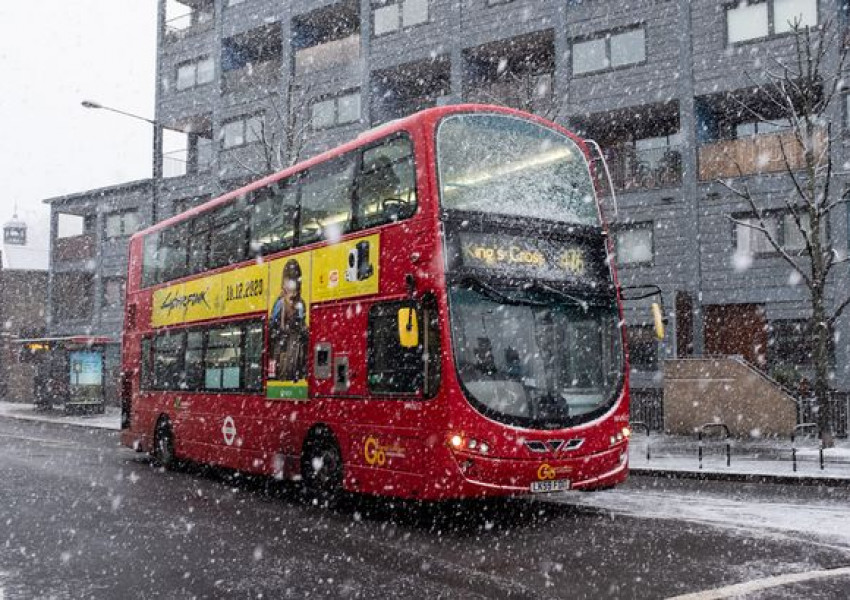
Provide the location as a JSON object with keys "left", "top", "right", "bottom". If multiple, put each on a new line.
{"left": 151, "top": 275, "right": 221, "bottom": 327}
{"left": 311, "top": 234, "right": 380, "bottom": 302}
{"left": 183, "top": 275, "right": 222, "bottom": 323}
{"left": 220, "top": 263, "right": 269, "bottom": 318}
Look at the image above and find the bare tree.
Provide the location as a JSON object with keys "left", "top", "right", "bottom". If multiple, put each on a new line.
{"left": 721, "top": 21, "right": 850, "bottom": 446}
{"left": 233, "top": 78, "right": 315, "bottom": 179}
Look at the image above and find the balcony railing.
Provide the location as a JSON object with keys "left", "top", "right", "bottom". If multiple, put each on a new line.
{"left": 165, "top": 9, "right": 214, "bottom": 41}
{"left": 221, "top": 60, "right": 281, "bottom": 95}
{"left": 53, "top": 234, "right": 95, "bottom": 263}
{"left": 698, "top": 128, "right": 826, "bottom": 181}
{"left": 466, "top": 74, "right": 554, "bottom": 117}
{"left": 602, "top": 145, "right": 683, "bottom": 191}
{"left": 294, "top": 34, "right": 360, "bottom": 76}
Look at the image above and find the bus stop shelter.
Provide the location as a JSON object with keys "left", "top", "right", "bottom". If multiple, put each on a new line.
{"left": 17, "top": 336, "right": 113, "bottom": 413}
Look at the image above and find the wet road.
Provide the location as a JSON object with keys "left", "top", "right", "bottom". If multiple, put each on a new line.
{"left": 0, "top": 417, "right": 848, "bottom": 599}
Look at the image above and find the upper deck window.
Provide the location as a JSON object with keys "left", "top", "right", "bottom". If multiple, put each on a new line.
{"left": 437, "top": 113, "right": 598, "bottom": 225}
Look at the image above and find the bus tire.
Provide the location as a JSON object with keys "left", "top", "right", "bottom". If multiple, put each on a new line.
{"left": 152, "top": 417, "right": 177, "bottom": 470}
{"left": 301, "top": 432, "right": 343, "bottom": 506}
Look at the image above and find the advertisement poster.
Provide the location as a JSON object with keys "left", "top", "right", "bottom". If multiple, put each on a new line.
{"left": 69, "top": 351, "right": 103, "bottom": 387}
{"left": 266, "top": 253, "right": 311, "bottom": 400}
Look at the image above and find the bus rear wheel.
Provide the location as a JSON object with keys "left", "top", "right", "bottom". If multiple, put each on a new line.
{"left": 152, "top": 418, "right": 176, "bottom": 470}
{"left": 301, "top": 434, "right": 343, "bottom": 506}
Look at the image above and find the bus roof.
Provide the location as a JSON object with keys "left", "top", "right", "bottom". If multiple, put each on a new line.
{"left": 131, "top": 103, "right": 572, "bottom": 242}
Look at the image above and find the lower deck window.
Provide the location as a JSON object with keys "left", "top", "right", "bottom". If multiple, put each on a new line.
{"left": 144, "top": 320, "right": 263, "bottom": 392}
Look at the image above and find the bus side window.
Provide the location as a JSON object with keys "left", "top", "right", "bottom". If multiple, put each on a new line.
{"left": 159, "top": 221, "right": 190, "bottom": 282}
{"left": 140, "top": 337, "right": 153, "bottom": 390}
{"left": 188, "top": 214, "right": 211, "bottom": 274}
{"left": 249, "top": 180, "right": 298, "bottom": 256}
{"left": 422, "top": 294, "right": 441, "bottom": 398}
{"left": 356, "top": 136, "right": 417, "bottom": 229}
{"left": 142, "top": 234, "right": 160, "bottom": 287}
{"left": 208, "top": 199, "right": 248, "bottom": 270}
{"left": 152, "top": 330, "right": 186, "bottom": 390}
{"left": 184, "top": 331, "right": 204, "bottom": 391}
{"left": 300, "top": 156, "right": 355, "bottom": 244}
{"left": 367, "top": 301, "right": 424, "bottom": 395}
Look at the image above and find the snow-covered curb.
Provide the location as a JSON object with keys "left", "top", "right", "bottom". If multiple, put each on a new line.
{"left": 0, "top": 401, "right": 120, "bottom": 430}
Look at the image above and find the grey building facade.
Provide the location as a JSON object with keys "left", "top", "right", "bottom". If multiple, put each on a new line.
{"left": 45, "top": 0, "right": 850, "bottom": 432}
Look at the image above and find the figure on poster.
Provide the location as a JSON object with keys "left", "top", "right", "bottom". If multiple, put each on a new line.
{"left": 269, "top": 259, "right": 309, "bottom": 381}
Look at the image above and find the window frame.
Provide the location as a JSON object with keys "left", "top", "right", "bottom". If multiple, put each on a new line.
{"left": 732, "top": 210, "right": 815, "bottom": 257}
{"left": 310, "top": 90, "right": 362, "bottom": 130}
{"left": 104, "top": 209, "right": 140, "bottom": 241}
{"left": 371, "top": 0, "right": 430, "bottom": 38}
{"left": 176, "top": 55, "right": 215, "bottom": 91}
{"left": 615, "top": 222, "right": 655, "bottom": 266}
{"left": 571, "top": 25, "right": 647, "bottom": 77}
{"left": 221, "top": 113, "right": 264, "bottom": 149}
{"left": 725, "top": 0, "right": 819, "bottom": 46}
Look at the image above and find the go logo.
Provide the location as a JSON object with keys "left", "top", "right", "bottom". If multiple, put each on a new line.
{"left": 364, "top": 436, "right": 386, "bottom": 466}
{"left": 537, "top": 463, "right": 557, "bottom": 481}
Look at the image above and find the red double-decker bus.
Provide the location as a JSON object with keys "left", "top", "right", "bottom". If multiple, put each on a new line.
{"left": 120, "top": 104, "right": 633, "bottom": 500}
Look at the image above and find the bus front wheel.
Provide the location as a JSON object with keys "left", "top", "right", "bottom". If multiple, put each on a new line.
{"left": 152, "top": 417, "right": 176, "bottom": 470}
{"left": 301, "top": 433, "right": 343, "bottom": 506}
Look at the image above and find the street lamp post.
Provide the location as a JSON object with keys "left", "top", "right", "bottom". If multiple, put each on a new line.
{"left": 81, "top": 99, "right": 162, "bottom": 223}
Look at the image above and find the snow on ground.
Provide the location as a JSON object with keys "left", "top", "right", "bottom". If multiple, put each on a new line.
{"left": 629, "top": 436, "right": 850, "bottom": 481}
{"left": 558, "top": 487, "right": 850, "bottom": 551}
{"left": 0, "top": 402, "right": 120, "bottom": 430}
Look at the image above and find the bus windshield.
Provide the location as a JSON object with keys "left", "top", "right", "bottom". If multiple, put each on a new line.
{"left": 437, "top": 113, "right": 598, "bottom": 225}
{"left": 449, "top": 285, "right": 623, "bottom": 429}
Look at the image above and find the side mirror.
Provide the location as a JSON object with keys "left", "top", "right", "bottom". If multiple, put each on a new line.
{"left": 651, "top": 302, "right": 665, "bottom": 340}
{"left": 398, "top": 308, "right": 419, "bottom": 348}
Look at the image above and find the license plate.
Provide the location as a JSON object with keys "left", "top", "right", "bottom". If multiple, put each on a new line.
{"left": 530, "top": 479, "right": 571, "bottom": 493}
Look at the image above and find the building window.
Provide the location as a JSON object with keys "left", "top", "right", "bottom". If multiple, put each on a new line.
{"left": 734, "top": 212, "right": 811, "bottom": 256}
{"left": 176, "top": 56, "right": 214, "bottom": 91}
{"left": 311, "top": 92, "right": 361, "bottom": 129}
{"left": 727, "top": 0, "right": 818, "bottom": 44}
{"left": 220, "top": 114, "right": 263, "bottom": 149}
{"left": 572, "top": 27, "right": 646, "bottom": 75}
{"left": 102, "top": 278, "right": 126, "bottom": 310}
{"left": 767, "top": 319, "right": 824, "bottom": 371}
{"left": 734, "top": 118, "right": 791, "bottom": 138}
{"left": 373, "top": 0, "right": 429, "bottom": 37}
{"left": 627, "top": 325, "right": 659, "bottom": 371}
{"left": 616, "top": 224, "right": 654, "bottom": 265}
{"left": 105, "top": 210, "right": 140, "bottom": 240}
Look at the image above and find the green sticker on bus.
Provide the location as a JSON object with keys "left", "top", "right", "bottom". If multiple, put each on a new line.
{"left": 267, "top": 381, "right": 308, "bottom": 400}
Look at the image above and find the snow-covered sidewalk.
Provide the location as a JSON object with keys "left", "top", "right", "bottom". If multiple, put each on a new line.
{"left": 629, "top": 434, "right": 850, "bottom": 482}
{"left": 0, "top": 401, "right": 120, "bottom": 430}
{"left": 0, "top": 400, "right": 848, "bottom": 483}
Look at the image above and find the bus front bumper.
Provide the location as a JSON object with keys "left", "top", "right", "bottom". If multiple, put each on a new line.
{"left": 436, "top": 443, "right": 629, "bottom": 498}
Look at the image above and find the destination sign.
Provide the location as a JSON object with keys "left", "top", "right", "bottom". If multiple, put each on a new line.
{"left": 452, "top": 231, "right": 610, "bottom": 288}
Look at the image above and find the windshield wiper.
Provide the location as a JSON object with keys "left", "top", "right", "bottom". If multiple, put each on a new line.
{"left": 457, "top": 275, "right": 548, "bottom": 306}
{"left": 522, "top": 281, "right": 589, "bottom": 312}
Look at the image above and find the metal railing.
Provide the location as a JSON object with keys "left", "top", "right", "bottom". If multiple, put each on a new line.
{"left": 791, "top": 423, "right": 823, "bottom": 471}
{"left": 601, "top": 145, "right": 683, "bottom": 192}
{"left": 164, "top": 9, "right": 214, "bottom": 41}
{"left": 697, "top": 423, "right": 731, "bottom": 469}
